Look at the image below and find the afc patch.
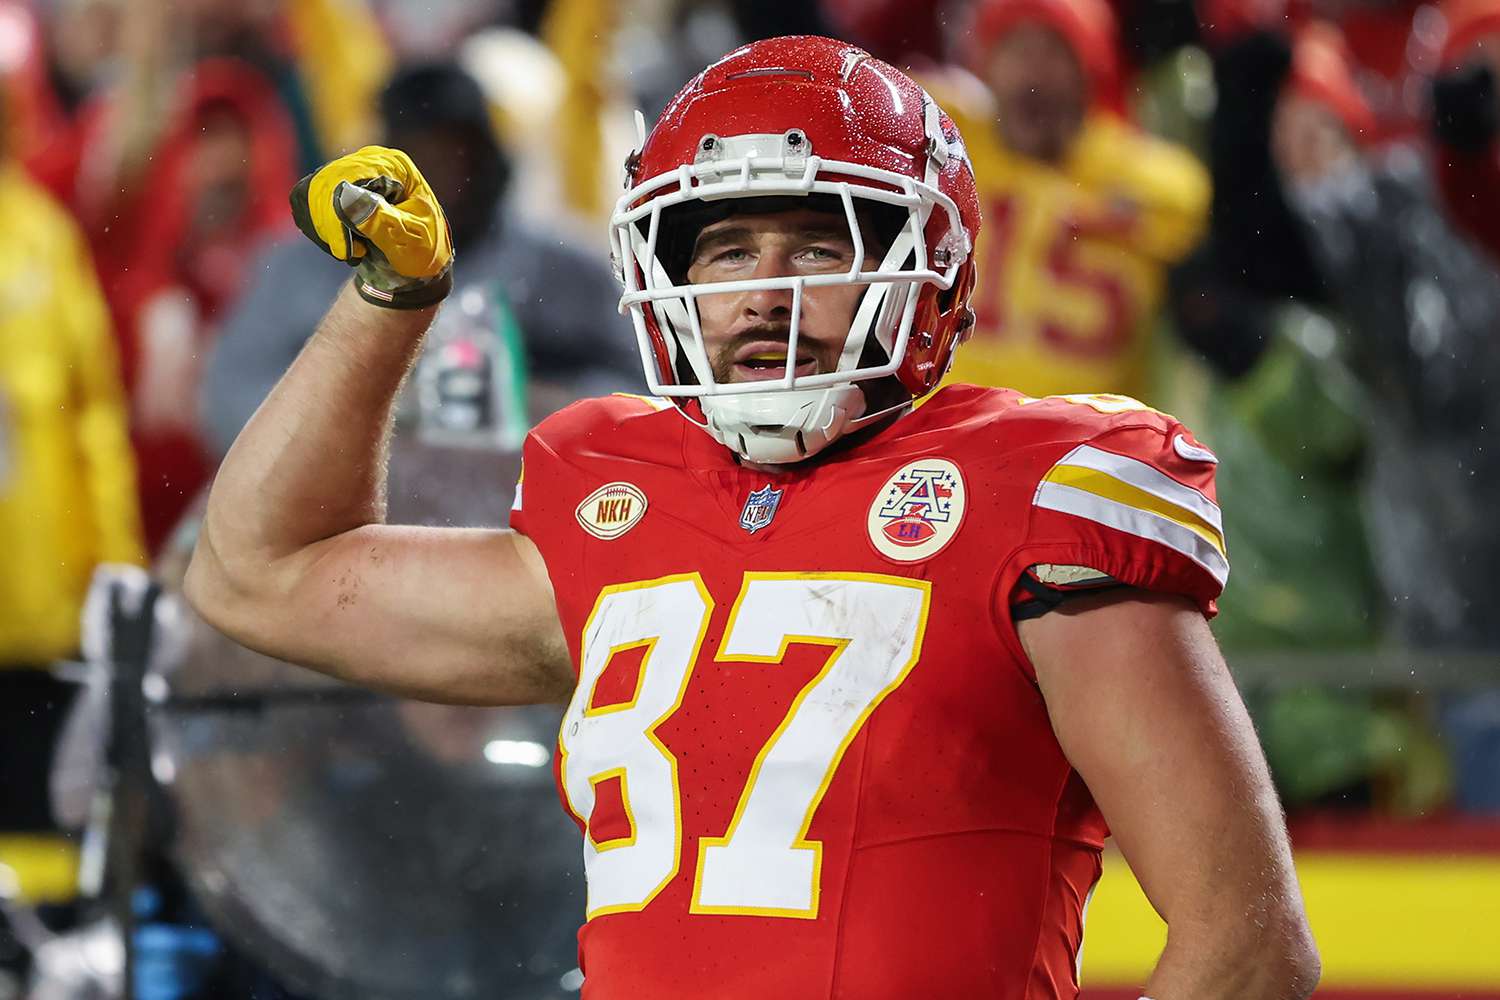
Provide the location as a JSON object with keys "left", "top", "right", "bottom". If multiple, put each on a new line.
{"left": 739, "top": 484, "right": 783, "bottom": 534}
{"left": 867, "top": 458, "right": 966, "bottom": 563}
{"left": 576, "top": 482, "right": 648, "bottom": 540}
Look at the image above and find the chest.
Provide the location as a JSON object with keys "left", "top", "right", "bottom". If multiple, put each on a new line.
{"left": 551, "top": 454, "right": 1002, "bottom": 644}
{"left": 546, "top": 453, "right": 1069, "bottom": 910}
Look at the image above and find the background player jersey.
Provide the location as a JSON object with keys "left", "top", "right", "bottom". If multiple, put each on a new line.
{"left": 939, "top": 106, "right": 1209, "bottom": 403}
{"left": 511, "top": 385, "right": 1226, "bottom": 1000}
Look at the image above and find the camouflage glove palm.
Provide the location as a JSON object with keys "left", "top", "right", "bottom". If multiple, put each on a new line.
{"left": 290, "top": 145, "right": 455, "bottom": 309}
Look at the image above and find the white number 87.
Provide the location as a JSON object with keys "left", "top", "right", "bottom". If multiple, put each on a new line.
{"left": 557, "top": 572, "right": 931, "bottom": 920}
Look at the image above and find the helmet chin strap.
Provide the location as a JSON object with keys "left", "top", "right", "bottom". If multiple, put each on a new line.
{"left": 701, "top": 383, "right": 867, "bottom": 465}
{"left": 690, "top": 225, "right": 923, "bottom": 466}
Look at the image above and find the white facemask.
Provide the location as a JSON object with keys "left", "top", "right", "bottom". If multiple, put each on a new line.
{"left": 609, "top": 104, "right": 969, "bottom": 464}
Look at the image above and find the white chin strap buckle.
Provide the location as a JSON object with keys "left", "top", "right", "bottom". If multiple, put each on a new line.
{"left": 701, "top": 385, "right": 863, "bottom": 465}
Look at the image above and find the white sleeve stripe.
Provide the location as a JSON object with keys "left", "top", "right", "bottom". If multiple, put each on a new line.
{"left": 1048, "top": 444, "right": 1223, "bottom": 534}
{"left": 1034, "top": 482, "right": 1230, "bottom": 588}
{"left": 510, "top": 481, "right": 523, "bottom": 513}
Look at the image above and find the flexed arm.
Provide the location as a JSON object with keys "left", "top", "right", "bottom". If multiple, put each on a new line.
{"left": 185, "top": 148, "right": 572, "bottom": 705}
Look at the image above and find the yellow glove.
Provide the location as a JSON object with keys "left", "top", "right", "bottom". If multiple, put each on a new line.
{"left": 289, "top": 145, "right": 455, "bottom": 309}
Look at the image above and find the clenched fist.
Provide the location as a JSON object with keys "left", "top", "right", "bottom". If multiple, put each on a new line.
{"left": 290, "top": 146, "right": 455, "bottom": 309}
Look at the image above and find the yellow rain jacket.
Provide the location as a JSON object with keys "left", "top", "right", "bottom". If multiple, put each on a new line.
{"left": 0, "top": 165, "right": 144, "bottom": 664}
{"left": 284, "top": 0, "right": 392, "bottom": 156}
{"left": 941, "top": 102, "right": 1209, "bottom": 403}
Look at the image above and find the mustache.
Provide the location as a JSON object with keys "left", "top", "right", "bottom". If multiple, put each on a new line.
{"left": 726, "top": 324, "right": 793, "bottom": 351}
{"left": 710, "top": 324, "right": 825, "bottom": 383}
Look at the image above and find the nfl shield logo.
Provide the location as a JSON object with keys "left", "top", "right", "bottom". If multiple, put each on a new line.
{"left": 739, "top": 485, "right": 783, "bottom": 534}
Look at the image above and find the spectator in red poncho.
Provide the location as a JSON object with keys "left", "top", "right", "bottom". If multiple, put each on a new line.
{"left": 35, "top": 58, "right": 297, "bottom": 552}
{"left": 820, "top": 0, "right": 1202, "bottom": 101}
{"left": 1274, "top": 22, "right": 1378, "bottom": 181}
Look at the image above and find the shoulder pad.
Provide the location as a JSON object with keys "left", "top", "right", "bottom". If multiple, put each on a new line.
{"left": 1000, "top": 392, "right": 1182, "bottom": 445}
{"left": 526, "top": 393, "right": 674, "bottom": 456}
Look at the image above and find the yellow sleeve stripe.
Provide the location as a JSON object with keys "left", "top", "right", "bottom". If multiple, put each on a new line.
{"left": 1043, "top": 464, "right": 1226, "bottom": 557}
{"left": 1049, "top": 444, "right": 1222, "bottom": 532}
{"left": 1034, "top": 444, "right": 1228, "bottom": 587}
{"left": 1035, "top": 481, "right": 1230, "bottom": 587}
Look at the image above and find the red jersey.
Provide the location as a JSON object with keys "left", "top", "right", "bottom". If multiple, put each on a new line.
{"left": 511, "top": 384, "right": 1227, "bottom": 999}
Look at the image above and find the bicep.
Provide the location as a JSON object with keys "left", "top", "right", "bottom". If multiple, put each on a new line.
{"left": 1020, "top": 593, "right": 1301, "bottom": 932}
{"left": 212, "top": 524, "right": 573, "bottom": 706}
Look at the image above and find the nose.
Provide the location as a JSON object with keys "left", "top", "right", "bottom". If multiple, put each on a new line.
{"left": 740, "top": 246, "right": 796, "bottom": 320}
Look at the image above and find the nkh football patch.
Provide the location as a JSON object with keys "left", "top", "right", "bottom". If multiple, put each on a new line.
{"left": 867, "top": 458, "right": 966, "bottom": 562}
{"left": 576, "top": 482, "right": 648, "bottom": 540}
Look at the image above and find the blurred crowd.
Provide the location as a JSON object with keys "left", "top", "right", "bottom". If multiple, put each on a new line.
{"left": 1, "top": 0, "right": 1498, "bottom": 886}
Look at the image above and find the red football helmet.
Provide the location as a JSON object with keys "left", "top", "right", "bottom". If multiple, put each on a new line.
{"left": 609, "top": 35, "right": 981, "bottom": 464}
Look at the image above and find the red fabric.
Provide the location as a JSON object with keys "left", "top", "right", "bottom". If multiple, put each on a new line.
{"left": 1197, "top": 0, "right": 1294, "bottom": 47}
{"left": 972, "top": 0, "right": 1121, "bottom": 106}
{"left": 1290, "top": 810, "right": 1500, "bottom": 854}
{"left": 1441, "top": 0, "right": 1500, "bottom": 66}
{"left": 1435, "top": 145, "right": 1500, "bottom": 263}
{"left": 35, "top": 58, "right": 294, "bottom": 551}
{"left": 1339, "top": 0, "right": 1427, "bottom": 79}
{"left": 1431, "top": 0, "right": 1500, "bottom": 263}
{"left": 124, "top": 60, "right": 296, "bottom": 551}
{"left": 101, "top": 58, "right": 297, "bottom": 359}
{"left": 817, "top": 0, "right": 945, "bottom": 65}
{"left": 1288, "top": 22, "right": 1378, "bottom": 143}
{"left": 26, "top": 58, "right": 297, "bottom": 551}
{"left": 1084, "top": 992, "right": 1500, "bottom": 1000}
{"left": 0, "top": 1, "right": 65, "bottom": 159}
{"left": 513, "top": 385, "right": 1226, "bottom": 999}
{"left": 1200, "top": 0, "right": 1427, "bottom": 141}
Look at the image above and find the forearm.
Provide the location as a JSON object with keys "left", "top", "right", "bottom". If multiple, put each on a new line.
{"left": 1025, "top": 597, "right": 1320, "bottom": 1000}
{"left": 1145, "top": 917, "right": 1319, "bottom": 1000}
{"left": 196, "top": 282, "right": 436, "bottom": 581}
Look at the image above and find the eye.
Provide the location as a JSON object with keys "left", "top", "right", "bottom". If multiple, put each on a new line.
{"left": 712, "top": 248, "right": 751, "bottom": 264}
{"left": 799, "top": 245, "right": 845, "bottom": 262}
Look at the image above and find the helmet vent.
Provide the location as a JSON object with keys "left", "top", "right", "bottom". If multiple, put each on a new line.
{"left": 727, "top": 67, "right": 814, "bottom": 81}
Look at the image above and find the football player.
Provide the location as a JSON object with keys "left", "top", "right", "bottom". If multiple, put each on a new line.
{"left": 186, "top": 36, "right": 1318, "bottom": 1000}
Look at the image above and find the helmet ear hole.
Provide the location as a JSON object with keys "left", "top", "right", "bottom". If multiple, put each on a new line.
{"left": 935, "top": 282, "right": 959, "bottom": 314}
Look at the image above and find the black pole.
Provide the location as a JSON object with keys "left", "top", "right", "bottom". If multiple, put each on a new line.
{"left": 102, "top": 579, "right": 161, "bottom": 1000}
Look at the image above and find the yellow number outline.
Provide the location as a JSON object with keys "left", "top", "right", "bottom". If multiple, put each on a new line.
{"left": 689, "top": 571, "right": 932, "bottom": 919}
{"left": 558, "top": 572, "right": 714, "bottom": 919}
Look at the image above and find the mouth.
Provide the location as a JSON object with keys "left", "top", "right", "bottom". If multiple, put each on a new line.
{"left": 729, "top": 342, "right": 819, "bottom": 383}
